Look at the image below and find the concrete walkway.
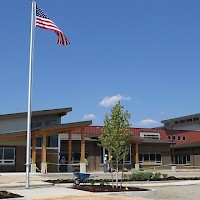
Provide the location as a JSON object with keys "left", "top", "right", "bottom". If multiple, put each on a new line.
{"left": 0, "top": 172, "right": 149, "bottom": 200}
{"left": 0, "top": 170, "right": 200, "bottom": 200}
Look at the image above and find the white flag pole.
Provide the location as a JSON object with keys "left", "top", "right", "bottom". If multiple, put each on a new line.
{"left": 25, "top": 0, "right": 36, "bottom": 189}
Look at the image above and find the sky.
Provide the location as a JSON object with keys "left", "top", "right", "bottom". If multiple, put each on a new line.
{"left": 1, "top": 0, "right": 200, "bottom": 128}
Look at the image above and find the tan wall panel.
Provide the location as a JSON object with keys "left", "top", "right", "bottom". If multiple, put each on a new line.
{"left": 194, "top": 155, "right": 200, "bottom": 166}
{"left": 16, "top": 146, "right": 26, "bottom": 172}
{"left": 140, "top": 144, "right": 170, "bottom": 153}
{"left": 0, "top": 165, "right": 16, "bottom": 172}
{"left": 0, "top": 138, "right": 26, "bottom": 146}
{"left": 47, "top": 151, "right": 58, "bottom": 172}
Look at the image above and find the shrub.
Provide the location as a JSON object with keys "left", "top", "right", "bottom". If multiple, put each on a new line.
{"left": 152, "top": 172, "right": 161, "bottom": 180}
{"left": 89, "top": 179, "right": 96, "bottom": 185}
{"left": 99, "top": 179, "right": 109, "bottom": 186}
{"left": 162, "top": 173, "right": 168, "bottom": 179}
{"left": 128, "top": 172, "right": 153, "bottom": 181}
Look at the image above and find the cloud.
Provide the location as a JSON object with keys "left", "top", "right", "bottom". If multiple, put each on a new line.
{"left": 99, "top": 94, "right": 131, "bottom": 107}
{"left": 82, "top": 114, "right": 96, "bottom": 120}
{"left": 138, "top": 119, "right": 159, "bottom": 126}
{"left": 160, "top": 111, "right": 165, "bottom": 115}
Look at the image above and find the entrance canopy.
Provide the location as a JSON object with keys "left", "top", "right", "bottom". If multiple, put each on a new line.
{"left": 0, "top": 120, "right": 92, "bottom": 173}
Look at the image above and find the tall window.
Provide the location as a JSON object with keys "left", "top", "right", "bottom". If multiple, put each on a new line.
{"left": 124, "top": 145, "right": 132, "bottom": 164}
{"left": 47, "top": 135, "right": 58, "bottom": 147}
{"left": 175, "top": 155, "right": 190, "bottom": 164}
{"left": 0, "top": 147, "right": 15, "bottom": 164}
{"left": 36, "top": 138, "right": 42, "bottom": 147}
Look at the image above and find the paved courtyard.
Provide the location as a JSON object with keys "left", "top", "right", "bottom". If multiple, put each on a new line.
{"left": 0, "top": 170, "right": 200, "bottom": 200}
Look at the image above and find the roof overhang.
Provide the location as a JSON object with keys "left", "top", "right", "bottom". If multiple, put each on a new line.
{"left": 0, "top": 107, "right": 72, "bottom": 120}
{"left": 161, "top": 113, "right": 200, "bottom": 124}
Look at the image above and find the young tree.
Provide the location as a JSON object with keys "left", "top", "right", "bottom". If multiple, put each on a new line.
{"left": 98, "top": 101, "right": 132, "bottom": 187}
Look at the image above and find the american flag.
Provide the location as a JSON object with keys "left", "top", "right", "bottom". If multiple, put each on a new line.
{"left": 35, "top": 4, "right": 70, "bottom": 46}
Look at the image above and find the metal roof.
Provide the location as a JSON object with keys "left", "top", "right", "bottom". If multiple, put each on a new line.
{"left": 0, "top": 107, "right": 72, "bottom": 120}
{"left": 161, "top": 113, "right": 200, "bottom": 124}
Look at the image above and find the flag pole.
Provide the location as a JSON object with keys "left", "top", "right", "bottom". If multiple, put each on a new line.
{"left": 25, "top": 0, "right": 36, "bottom": 189}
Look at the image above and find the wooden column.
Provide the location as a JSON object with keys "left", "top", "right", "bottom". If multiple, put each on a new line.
{"left": 31, "top": 134, "right": 36, "bottom": 164}
{"left": 135, "top": 142, "right": 139, "bottom": 164}
{"left": 42, "top": 133, "right": 47, "bottom": 163}
{"left": 68, "top": 130, "right": 72, "bottom": 164}
{"left": 80, "top": 127, "right": 85, "bottom": 163}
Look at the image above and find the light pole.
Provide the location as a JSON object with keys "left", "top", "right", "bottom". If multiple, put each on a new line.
{"left": 171, "top": 121, "right": 176, "bottom": 172}
{"left": 171, "top": 121, "right": 175, "bottom": 164}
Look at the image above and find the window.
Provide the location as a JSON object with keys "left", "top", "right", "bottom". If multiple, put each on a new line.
{"left": 165, "top": 123, "right": 170, "bottom": 126}
{"left": 174, "top": 155, "right": 190, "bottom": 164}
{"left": 140, "top": 132, "right": 160, "bottom": 140}
{"left": 73, "top": 152, "right": 81, "bottom": 163}
{"left": 144, "top": 154, "right": 149, "bottom": 162}
{"left": 45, "top": 119, "right": 58, "bottom": 126}
{"left": 139, "top": 154, "right": 143, "bottom": 163}
{"left": 144, "top": 134, "right": 160, "bottom": 139}
{"left": 156, "top": 154, "right": 161, "bottom": 163}
{"left": 150, "top": 154, "right": 155, "bottom": 162}
{"left": 180, "top": 120, "right": 185, "bottom": 124}
{"left": 31, "top": 121, "right": 42, "bottom": 129}
{"left": 182, "top": 136, "right": 186, "bottom": 141}
{"left": 0, "top": 147, "right": 15, "bottom": 164}
{"left": 32, "top": 136, "right": 58, "bottom": 148}
{"left": 36, "top": 138, "right": 42, "bottom": 147}
{"left": 124, "top": 145, "right": 132, "bottom": 164}
{"left": 168, "top": 135, "right": 176, "bottom": 141}
{"left": 72, "top": 152, "right": 88, "bottom": 163}
{"left": 47, "top": 135, "right": 58, "bottom": 147}
{"left": 193, "top": 117, "right": 199, "bottom": 121}
{"left": 178, "top": 136, "right": 181, "bottom": 140}
{"left": 186, "top": 118, "right": 192, "bottom": 123}
{"left": 174, "top": 121, "right": 179, "bottom": 125}
{"left": 139, "top": 153, "right": 162, "bottom": 164}
{"left": 30, "top": 138, "right": 42, "bottom": 147}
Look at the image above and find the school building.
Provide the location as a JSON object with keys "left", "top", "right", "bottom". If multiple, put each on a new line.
{"left": 0, "top": 107, "right": 200, "bottom": 172}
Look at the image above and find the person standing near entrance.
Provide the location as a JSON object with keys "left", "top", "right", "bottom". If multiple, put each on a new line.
{"left": 59, "top": 156, "right": 66, "bottom": 172}
{"left": 103, "top": 154, "right": 108, "bottom": 173}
